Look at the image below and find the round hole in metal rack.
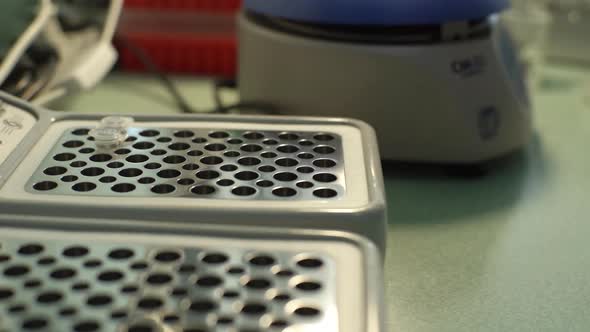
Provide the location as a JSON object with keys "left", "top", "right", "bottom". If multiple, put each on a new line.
{"left": 72, "top": 282, "right": 90, "bottom": 291}
{"left": 201, "top": 252, "right": 228, "bottom": 264}
{"left": 295, "top": 281, "right": 322, "bottom": 292}
{"left": 33, "top": 181, "right": 58, "bottom": 191}
{"left": 130, "top": 261, "right": 149, "bottom": 270}
{"left": 189, "top": 299, "right": 218, "bottom": 312}
{"left": 275, "top": 158, "right": 298, "bottom": 167}
{"left": 177, "top": 178, "right": 195, "bottom": 185}
{"left": 245, "top": 278, "right": 272, "bottom": 290}
{"left": 126, "top": 324, "right": 155, "bottom": 332}
{"left": 277, "top": 144, "right": 300, "bottom": 153}
{"left": 108, "top": 248, "right": 135, "bottom": 260}
{"left": 157, "top": 137, "right": 172, "bottom": 143}
{"left": 294, "top": 306, "right": 321, "bottom": 317}
{"left": 84, "top": 260, "right": 102, "bottom": 268}
{"left": 296, "top": 181, "right": 314, "bottom": 189}
{"left": 223, "top": 290, "right": 240, "bottom": 298}
{"left": 297, "top": 153, "right": 314, "bottom": 160}
{"left": 163, "top": 314, "right": 180, "bottom": 323}
{"left": 299, "top": 140, "right": 315, "bottom": 146}
{"left": 297, "top": 257, "right": 324, "bottom": 269}
{"left": 18, "top": 244, "right": 44, "bottom": 256}
{"left": 49, "top": 267, "right": 76, "bottom": 279}
{"left": 22, "top": 318, "right": 48, "bottom": 330}
{"left": 114, "top": 148, "right": 131, "bottom": 155}
{"left": 121, "top": 284, "right": 139, "bottom": 293}
{"left": 256, "top": 180, "right": 274, "bottom": 188}
{"left": 313, "top": 159, "right": 336, "bottom": 168}
{"left": 63, "top": 246, "right": 89, "bottom": 258}
{"left": 90, "top": 154, "right": 112, "bottom": 162}
{"left": 235, "top": 171, "right": 259, "bottom": 181}
{"left": 232, "top": 186, "right": 256, "bottom": 196}
{"left": 241, "top": 144, "right": 263, "bottom": 152}
{"left": 54, "top": 152, "right": 76, "bottom": 161}
{"left": 24, "top": 279, "right": 42, "bottom": 288}
{"left": 192, "top": 137, "right": 207, "bottom": 143}
{"left": 195, "top": 275, "right": 223, "bottom": 287}
{"left": 151, "top": 184, "right": 176, "bottom": 194}
{"left": 313, "top": 145, "right": 336, "bottom": 154}
{"left": 241, "top": 303, "right": 268, "bottom": 315}
{"left": 221, "top": 164, "right": 238, "bottom": 172}
{"left": 0, "top": 254, "right": 11, "bottom": 262}
{"left": 0, "top": 288, "right": 14, "bottom": 300}
{"left": 79, "top": 148, "right": 95, "bottom": 154}
{"left": 59, "top": 307, "right": 77, "bottom": 316}
{"left": 72, "top": 182, "right": 97, "bottom": 192}
{"left": 205, "top": 143, "right": 227, "bottom": 151}
{"left": 9, "top": 304, "right": 26, "bottom": 313}
{"left": 61, "top": 175, "right": 78, "bottom": 183}
{"left": 70, "top": 161, "right": 87, "bottom": 168}
{"left": 137, "top": 296, "right": 164, "bottom": 310}
{"left": 313, "top": 173, "right": 337, "bottom": 183}
{"left": 183, "top": 163, "right": 200, "bottom": 170}
{"left": 273, "top": 293, "right": 291, "bottom": 301}
{"left": 126, "top": 136, "right": 138, "bottom": 142}
{"left": 279, "top": 133, "right": 299, "bottom": 140}
{"left": 261, "top": 152, "right": 277, "bottom": 159}
{"left": 44, "top": 166, "right": 68, "bottom": 176}
{"left": 272, "top": 187, "right": 297, "bottom": 197}
{"left": 201, "top": 156, "right": 223, "bottom": 165}
{"left": 137, "top": 177, "right": 156, "bottom": 184}
{"left": 175, "top": 130, "right": 195, "bottom": 138}
{"left": 111, "top": 310, "right": 127, "bottom": 319}
{"left": 188, "top": 150, "right": 203, "bottom": 157}
{"left": 243, "top": 132, "right": 264, "bottom": 140}
{"left": 154, "top": 250, "right": 181, "bottom": 262}
{"left": 119, "top": 168, "right": 143, "bottom": 178}
{"left": 126, "top": 154, "right": 149, "bottom": 163}
{"left": 227, "top": 138, "right": 243, "bottom": 144}
{"left": 248, "top": 254, "right": 276, "bottom": 266}
{"left": 99, "top": 176, "right": 116, "bottom": 183}
{"left": 224, "top": 151, "right": 240, "bottom": 157}
{"left": 314, "top": 133, "right": 335, "bottom": 141}
{"left": 209, "top": 131, "right": 230, "bottom": 138}
{"left": 163, "top": 155, "right": 187, "bottom": 164}
{"left": 217, "top": 317, "right": 234, "bottom": 325}
{"left": 107, "top": 161, "right": 124, "bottom": 169}
{"left": 157, "top": 169, "right": 181, "bottom": 179}
{"left": 140, "top": 129, "right": 160, "bottom": 137}
{"left": 87, "top": 294, "right": 113, "bottom": 306}
{"left": 146, "top": 272, "right": 173, "bottom": 285}
{"left": 151, "top": 149, "right": 167, "bottom": 156}
{"left": 196, "top": 170, "right": 220, "bottom": 180}
{"left": 263, "top": 139, "right": 278, "bottom": 145}
{"left": 98, "top": 270, "right": 124, "bottom": 282}
{"left": 270, "top": 320, "right": 290, "bottom": 328}
{"left": 258, "top": 165, "right": 276, "bottom": 173}
{"left": 133, "top": 142, "right": 155, "bottom": 150}
{"left": 73, "top": 321, "right": 101, "bottom": 332}
{"left": 171, "top": 287, "right": 188, "bottom": 296}
{"left": 72, "top": 128, "right": 90, "bottom": 136}
{"left": 63, "top": 140, "right": 84, "bottom": 148}
{"left": 227, "top": 266, "right": 245, "bottom": 275}
{"left": 178, "top": 265, "right": 196, "bottom": 274}
{"left": 297, "top": 166, "right": 315, "bottom": 174}
{"left": 238, "top": 157, "right": 261, "bottom": 166}
{"left": 313, "top": 188, "right": 338, "bottom": 198}
{"left": 274, "top": 172, "right": 298, "bottom": 182}
{"left": 169, "top": 142, "right": 191, "bottom": 151}
{"left": 36, "top": 291, "right": 63, "bottom": 303}
{"left": 217, "top": 179, "right": 234, "bottom": 187}
{"left": 37, "top": 257, "right": 56, "bottom": 265}
{"left": 191, "top": 185, "right": 216, "bottom": 195}
{"left": 81, "top": 167, "right": 105, "bottom": 177}
{"left": 144, "top": 162, "right": 162, "bottom": 170}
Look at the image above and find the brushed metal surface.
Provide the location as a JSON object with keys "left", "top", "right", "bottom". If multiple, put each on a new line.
{"left": 26, "top": 127, "right": 345, "bottom": 200}
{"left": 0, "top": 234, "right": 337, "bottom": 331}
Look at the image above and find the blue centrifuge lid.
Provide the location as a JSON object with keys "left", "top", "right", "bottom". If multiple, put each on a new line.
{"left": 244, "top": 0, "right": 510, "bottom": 25}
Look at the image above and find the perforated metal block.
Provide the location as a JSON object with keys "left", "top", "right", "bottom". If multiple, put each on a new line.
{"left": 0, "top": 93, "right": 387, "bottom": 253}
{"left": 0, "top": 224, "right": 384, "bottom": 332}
{"left": 26, "top": 127, "right": 345, "bottom": 200}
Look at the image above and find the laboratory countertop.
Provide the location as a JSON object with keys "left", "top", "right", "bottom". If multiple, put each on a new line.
{"left": 58, "top": 64, "right": 590, "bottom": 332}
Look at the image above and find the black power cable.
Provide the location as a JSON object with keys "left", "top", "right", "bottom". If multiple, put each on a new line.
{"left": 115, "top": 37, "right": 278, "bottom": 115}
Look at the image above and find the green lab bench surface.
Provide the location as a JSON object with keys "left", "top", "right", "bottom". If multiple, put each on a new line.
{"left": 60, "top": 64, "right": 590, "bottom": 332}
